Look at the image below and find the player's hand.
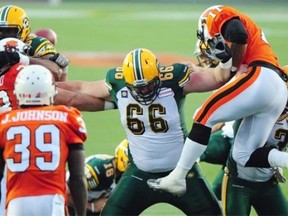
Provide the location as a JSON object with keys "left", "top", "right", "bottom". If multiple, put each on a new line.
{"left": 205, "top": 34, "right": 231, "bottom": 63}
{"left": 50, "top": 53, "right": 69, "bottom": 69}
{"left": 0, "top": 51, "right": 20, "bottom": 69}
{"left": 275, "top": 167, "right": 287, "bottom": 183}
{"left": 147, "top": 172, "right": 186, "bottom": 196}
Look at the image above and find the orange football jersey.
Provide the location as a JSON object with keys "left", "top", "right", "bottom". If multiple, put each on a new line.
{"left": 202, "top": 5, "right": 281, "bottom": 68}
{"left": 0, "top": 105, "right": 87, "bottom": 207}
{"left": 0, "top": 63, "right": 26, "bottom": 112}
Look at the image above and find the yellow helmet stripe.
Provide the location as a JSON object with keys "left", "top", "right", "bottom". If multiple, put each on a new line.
{"left": 132, "top": 49, "right": 144, "bottom": 82}
{"left": 0, "top": 5, "right": 12, "bottom": 22}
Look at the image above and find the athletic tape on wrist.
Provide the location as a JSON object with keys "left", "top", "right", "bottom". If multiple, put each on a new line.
{"left": 219, "top": 58, "right": 232, "bottom": 69}
{"left": 104, "top": 101, "right": 115, "bottom": 110}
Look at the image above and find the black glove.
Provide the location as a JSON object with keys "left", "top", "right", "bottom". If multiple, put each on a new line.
{"left": 0, "top": 51, "right": 20, "bottom": 69}
{"left": 49, "top": 53, "right": 69, "bottom": 68}
{"left": 205, "top": 34, "right": 232, "bottom": 63}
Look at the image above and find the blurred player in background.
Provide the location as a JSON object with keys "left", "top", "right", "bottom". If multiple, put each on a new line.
{"left": 67, "top": 139, "right": 129, "bottom": 216}
{"left": 0, "top": 4, "right": 69, "bottom": 81}
{"left": 0, "top": 7, "right": 70, "bottom": 212}
{"left": 0, "top": 65, "right": 87, "bottom": 216}
{"left": 0, "top": 37, "right": 32, "bottom": 215}
{"left": 223, "top": 109, "right": 288, "bottom": 215}
{"left": 0, "top": 37, "right": 29, "bottom": 112}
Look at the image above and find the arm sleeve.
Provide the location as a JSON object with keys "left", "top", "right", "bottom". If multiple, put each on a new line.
{"left": 221, "top": 18, "right": 248, "bottom": 44}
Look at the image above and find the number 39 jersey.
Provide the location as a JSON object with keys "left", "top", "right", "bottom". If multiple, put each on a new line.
{"left": 0, "top": 105, "right": 87, "bottom": 206}
{"left": 105, "top": 63, "right": 190, "bottom": 172}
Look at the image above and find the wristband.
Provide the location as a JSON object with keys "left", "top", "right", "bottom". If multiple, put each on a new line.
{"left": 219, "top": 58, "right": 232, "bottom": 69}
{"left": 230, "top": 66, "right": 237, "bottom": 76}
{"left": 104, "top": 101, "right": 115, "bottom": 110}
{"left": 18, "top": 52, "right": 30, "bottom": 65}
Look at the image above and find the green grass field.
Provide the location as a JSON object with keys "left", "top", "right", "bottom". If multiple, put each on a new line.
{"left": 3, "top": 1, "right": 288, "bottom": 215}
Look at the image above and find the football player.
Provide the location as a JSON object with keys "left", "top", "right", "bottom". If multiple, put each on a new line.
{"left": 55, "top": 47, "right": 237, "bottom": 214}
{"left": 149, "top": 4, "right": 288, "bottom": 196}
{"left": 222, "top": 109, "right": 288, "bottom": 215}
{"left": 0, "top": 65, "right": 87, "bottom": 215}
{"left": 0, "top": 5, "right": 69, "bottom": 81}
{"left": 67, "top": 139, "right": 129, "bottom": 216}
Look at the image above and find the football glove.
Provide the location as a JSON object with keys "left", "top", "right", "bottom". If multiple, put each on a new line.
{"left": 147, "top": 177, "right": 186, "bottom": 197}
{"left": 49, "top": 53, "right": 69, "bottom": 69}
{"left": 275, "top": 167, "right": 287, "bottom": 183}
{"left": 204, "top": 34, "right": 232, "bottom": 63}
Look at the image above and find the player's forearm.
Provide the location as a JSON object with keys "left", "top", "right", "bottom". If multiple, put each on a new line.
{"left": 231, "top": 43, "right": 247, "bottom": 68}
{"left": 55, "top": 88, "right": 106, "bottom": 111}
{"left": 69, "top": 176, "right": 87, "bottom": 216}
{"left": 29, "top": 57, "right": 63, "bottom": 81}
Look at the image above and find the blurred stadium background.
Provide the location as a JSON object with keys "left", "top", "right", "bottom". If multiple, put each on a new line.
{"left": 3, "top": 0, "right": 288, "bottom": 215}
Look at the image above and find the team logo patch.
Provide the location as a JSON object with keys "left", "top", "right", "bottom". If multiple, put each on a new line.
{"left": 121, "top": 90, "right": 128, "bottom": 98}
{"left": 158, "top": 88, "right": 174, "bottom": 98}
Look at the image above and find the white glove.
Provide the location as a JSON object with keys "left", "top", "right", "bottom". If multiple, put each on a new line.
{"left": 147, "top": 167, "right": 187, "bottom": 196}
{"left": 275, "top": 167, "right": 287, "bottom": 183}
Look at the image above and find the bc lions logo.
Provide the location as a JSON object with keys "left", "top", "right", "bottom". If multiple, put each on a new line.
{"left": 3, "top": 40, "right": 19, "bottom": 52}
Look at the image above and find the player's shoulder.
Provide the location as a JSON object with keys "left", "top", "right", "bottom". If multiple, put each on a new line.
{"left": 47, "top": 105, "right": 84, "bottom": 124}
{"left": 5, "top": 63, "right": 26, "bottom": 77}
{"left": 86, "top": 154, "right": 115, "bottom": 164}
{"left": 105, "top": 67, "right": 126, "bottom": 91}
{"left": 25, "top": 35, "right": 57, "bottom": 57}
{"left": 52, "top": 105, "right": 81, "bottom": 115}
{"left": 159, "top": 63, "right": 190, "bottom": 88}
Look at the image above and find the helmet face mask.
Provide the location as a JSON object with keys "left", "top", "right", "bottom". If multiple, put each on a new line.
{"left": 126, "top": 76, "right": 160, "bottom": 106}
{"left": 123, "top": 48, "right": 161, "bottom": 106}
{"left": 194, "top": 39, "right": 219, "bottom": 68}
{"left": 0, "top": 5, "right": 31, "bottom": 41}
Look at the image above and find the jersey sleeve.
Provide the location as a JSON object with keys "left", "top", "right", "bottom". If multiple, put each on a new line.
{"left": 25, "top": 36, "right": 57, "bottom": 57}
{"left": 160, "top": 63, "right": 190, "bottom": 89}
{"left": 105, "top": 67, "right": 126, "bottom": 104}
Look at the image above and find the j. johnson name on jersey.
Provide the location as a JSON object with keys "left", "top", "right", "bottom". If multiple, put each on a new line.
{"left": 1, "top": 110, "right": 68, "bottom": 124}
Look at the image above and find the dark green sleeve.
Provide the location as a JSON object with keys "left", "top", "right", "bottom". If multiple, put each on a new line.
{"left": 26, "top": 36, "right": 57, "bottom": 57}
{"left": 105, "top": 67, "right": 126, "bottom": 104}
